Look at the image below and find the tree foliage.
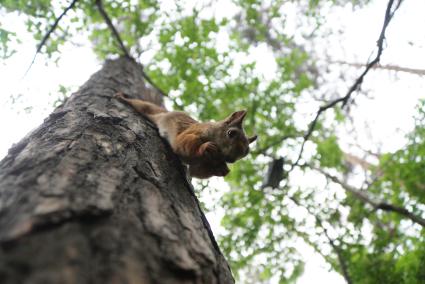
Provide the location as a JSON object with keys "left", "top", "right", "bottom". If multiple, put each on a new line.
{"left": 1, "top": 0, "right": 423, "bottom": 283}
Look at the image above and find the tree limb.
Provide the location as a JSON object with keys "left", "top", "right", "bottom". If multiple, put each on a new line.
{"left": 311, "top": 165, "right": 425, "bottom": 227}
{"left": 95, "top": 0, "right": 170, "bottom": 100}
{"left": 290, "top": 0, "right": 404, "bottom": 168}
{"left": 288, "top": 196, "right": 353, "bottom": 284}
{"left": 252, "top": 134, "right": 298, "bottom": 156}
{"left": 330, "top": 60, "right": 425, "bottom": 76}
{"left": 343, "top": 151, "right": 374, "bottom": 172}
{"left": 322, "top": 229, "right": 352, "bottom": 284}
{"left": 95, "top": 0, "right": 131, "bottom": 59}
{"left": 24, "top": 0, "right": 79, "bottom": 76}
{"left": 140, "top": 70, "right": 169, "bottom": 99}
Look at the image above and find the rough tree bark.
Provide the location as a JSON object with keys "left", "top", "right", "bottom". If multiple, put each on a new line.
{"left": 0, "top": 57, "right": 234, "bottom": 284}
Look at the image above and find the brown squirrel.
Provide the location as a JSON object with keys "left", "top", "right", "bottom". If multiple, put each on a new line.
{"left": 115, "top": 92, "right": 257, "bottom": 178}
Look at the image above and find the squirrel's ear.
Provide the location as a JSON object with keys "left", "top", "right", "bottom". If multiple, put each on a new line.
{"left": 224, "top": 110, "right": 247, "bottom": 126}
{"left": 248, "top": 135, "right": 257, "bottom": 144}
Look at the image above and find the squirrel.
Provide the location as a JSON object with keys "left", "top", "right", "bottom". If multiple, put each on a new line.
{"left": 114, "top": 92, "right": 257, "bottom": 179}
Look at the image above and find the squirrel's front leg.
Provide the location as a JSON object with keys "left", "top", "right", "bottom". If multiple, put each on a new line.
{"left": 197, "top": 141, "right": 220, "bottom": 159}
{"left": 189, "top": 160, "right": 230, "bottom": 179}
{"left": 173, "top": 133, "right": 220, "bottom": 164}
{"left": 115, "top": 92, "right": 166, "bottom": 115}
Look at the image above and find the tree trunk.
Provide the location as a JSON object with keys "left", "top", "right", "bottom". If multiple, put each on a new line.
{"left": 0, "top": 57, "right": 234, "bottom": 284}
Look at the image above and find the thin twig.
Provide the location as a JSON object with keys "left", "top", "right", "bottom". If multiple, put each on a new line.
{"left": 321, "top": 226, "right": 352, "bottom": 284}
{"left": 95, "top": 0, "right": 131, "bottom": 58}
{"left": 330, "top": 60, "right": 425, "bottom": 76}
{"left": 24, "top": 0, "right": 79, "bottom": 76}
{"left": 290, "top": 0, "right": 404, "bottom": 169}
{"left": 310, "top": 165, "right": 425, "bottom": 227}
{"left": 289, "top": 196, "right": 353, "bottom": 284}
{"left": 141, "top": 71, "right": 169, "bottom": 98}
{"left": 95, "top": 0, "right": 170, "bottom": 99}
{"left": 342, "top": 0, "right": 403, "bottom": 107}
{"left": 252, "top": 134, "right": 298, "bottom": 156}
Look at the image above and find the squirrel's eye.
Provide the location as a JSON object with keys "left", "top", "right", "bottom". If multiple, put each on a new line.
{"left": 227, "top": 129, "right": 237, "bottom": 138}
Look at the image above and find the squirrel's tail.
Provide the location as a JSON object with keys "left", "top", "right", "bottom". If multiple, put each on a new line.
{"left": 115, "top": 92, "right": 167, "bottom": 115}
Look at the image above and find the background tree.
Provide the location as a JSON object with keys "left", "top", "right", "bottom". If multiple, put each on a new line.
{"left": 1, "top": 0, "right": 424, "bottom": 283}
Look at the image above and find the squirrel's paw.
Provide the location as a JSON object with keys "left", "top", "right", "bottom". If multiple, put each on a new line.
{"left": 114, "top": 92, "right": 126, "bottom": 100}
{"left": 215, "top": 164, "right": 230, "bottom": 177}
{"left": 198, "top": 142, "right": 219, "bottom": 158}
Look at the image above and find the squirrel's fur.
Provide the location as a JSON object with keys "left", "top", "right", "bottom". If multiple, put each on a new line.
{"left": 115, "top": 92, "right": 257, "bottom": 179}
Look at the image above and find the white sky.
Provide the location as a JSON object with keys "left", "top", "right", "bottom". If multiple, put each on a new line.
{"left": 1, "top": 0, "right": 424, "bottom": 283}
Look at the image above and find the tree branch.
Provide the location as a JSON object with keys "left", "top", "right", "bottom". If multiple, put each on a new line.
{"left": 140, "top": 70, "right": 169, "bottom": 99}
{"left": 310, "top": 165, "right": 425, "bottom": 227}
{"left": 252, "top": 134, "right": 298, "bottom": 156}
{"left": 95, "top": 0, "right": 170, "bottom": 100}
{"left": 290, "top": 0, "right": 404, "bottom": 168}
{"left": 320, "top": 222, "right": 352, "bottom": 284}
{"left": 330, "top": 60, "right": 425, "bottom": 76}
{"left": 95, "top": 0, "right": 131, "bottom": 59}
{"left": 289, "top": 196, "right": 353, "bottom": 284}
{"left": 24, "top": 0, "right": 79, "bottom": 76}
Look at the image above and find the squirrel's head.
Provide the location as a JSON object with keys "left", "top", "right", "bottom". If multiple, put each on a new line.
{"left": 218, "top": 110, "right": 257, "bottom": 163}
